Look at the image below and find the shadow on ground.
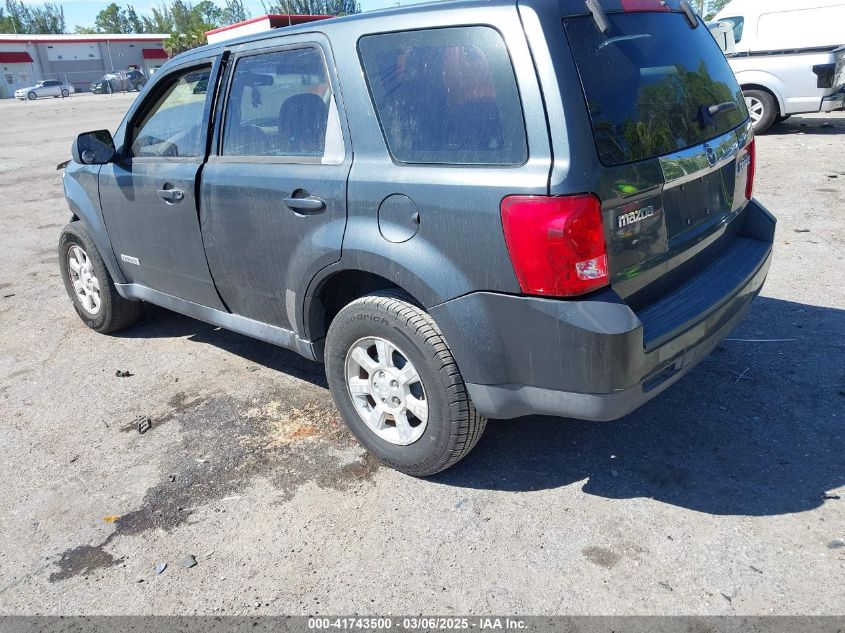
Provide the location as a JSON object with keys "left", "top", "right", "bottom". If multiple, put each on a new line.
{"left": 766, "top": 116, "right": 845, "bottom": 137}
{"left": 434, "top": 297, "right": 845, "bottom": 516}
{"left": 120, "top": 303, "right": 328, "bottom": 388}
{"left": 120, "top": 296, "right": 844, "bottom": 517}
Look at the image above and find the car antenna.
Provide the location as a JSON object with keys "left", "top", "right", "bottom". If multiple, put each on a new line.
{"left": 585, "top": 0, "right": 610, "bottom": 34}
{"left": 679, "top": 0, "right": 699, "bottom": 28}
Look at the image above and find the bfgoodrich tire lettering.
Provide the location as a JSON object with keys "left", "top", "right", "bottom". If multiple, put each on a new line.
{"left": 59, "top": 221, "right": 141, "bottom": 334}
{"left": 325, "top": 291, "right": 486, "bottom": 476}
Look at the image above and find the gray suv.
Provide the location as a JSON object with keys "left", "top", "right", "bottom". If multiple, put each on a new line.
{"left": 59, "top": 0, "right": 775, "bottom": 475}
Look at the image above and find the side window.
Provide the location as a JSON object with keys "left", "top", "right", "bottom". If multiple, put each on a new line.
{"left": 130, "top": 66, "right": 211, "bottom": 159}
{"left": 722, "top": 17, "right": 744, "bottom": 44}
{"left": 358, "top": 26, "right": 527, "bottom": 166}
{"left": 222, "top": 47, "right": 343, "bottom": 161}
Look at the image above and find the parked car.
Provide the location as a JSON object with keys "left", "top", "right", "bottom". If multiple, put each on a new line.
{"left": 126, "top": 69, "right": 148, "bottom": 91}
{"left": 91, "top": 70, "right": 147, "bottom": 94}
{"left": 15, "top": 79, "right": 74, "bottom": 100}
{"left": 715, "top": 0, "right": 845, "bottom": 133}
{"left": 59, "top": 0, "right": 775, "bottom": 475}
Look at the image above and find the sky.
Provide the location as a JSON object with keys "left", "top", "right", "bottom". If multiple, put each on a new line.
{"left": 25, "top": 0, "right": 432, "bottom": 32}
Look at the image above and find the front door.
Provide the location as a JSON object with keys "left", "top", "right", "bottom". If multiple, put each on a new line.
{"left": 200, "top": 39, "right": 350, "bottom": 330}
{"left": 99, "top": 60, "right": 225, "bottom": 310}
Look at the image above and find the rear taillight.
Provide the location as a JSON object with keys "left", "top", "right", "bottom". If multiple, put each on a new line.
{"left": 745, "top": 139, "right": 756, "bottom": 200}
{"left": 500, "top": 194, "right": 609, "bottom": 298}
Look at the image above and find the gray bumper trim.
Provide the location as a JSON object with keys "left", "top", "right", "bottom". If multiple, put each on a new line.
{"left": 466, "top": 279, "right": 758, "bottom": 421}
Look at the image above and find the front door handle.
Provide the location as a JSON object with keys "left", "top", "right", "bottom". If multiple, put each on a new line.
{"left": 283, "top": 194, "right": 326, "bottom": 213}
{"left": 157, "top": 186, "right": 184, "bottom": 202}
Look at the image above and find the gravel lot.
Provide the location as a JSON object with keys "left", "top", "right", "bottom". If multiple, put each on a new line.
{"left": 0, "top": 92, "right": 843, "bottom": 615}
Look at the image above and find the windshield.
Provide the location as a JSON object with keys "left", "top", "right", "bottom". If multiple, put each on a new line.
{"left": 563, "top": 12, "right": 747, "bottom": 166}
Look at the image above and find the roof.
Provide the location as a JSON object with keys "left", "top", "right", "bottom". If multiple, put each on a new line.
{"left": 142, "top": 48, "right": 169, "bottom": 59}
{"left": 0, "top": 51, "right": 34, "bottom": 63}
{"left": 174, "top": 0, "right": 517, "bottom": 64}
{"left": 205, "top": 13, "right": 332, "bottom": 37}
{"left": 0, "top": 33, "right": 169, "bottom": 44}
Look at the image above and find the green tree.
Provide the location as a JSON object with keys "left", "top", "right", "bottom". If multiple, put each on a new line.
{"left": 94, "top": 2, "right": 125, "bottom": 32}
{"left": 261, "top": 0, "right": 360, "bottom": 16}
{"left": 0, "top": 0, "right": 65, "bottom": 33}
{"left": 697, "top": 0, "right": 733, "bottom": 20}
{"left": 222, "top": 0, "right": 249, "bottom": 24}
{"left": 125, "top": 6, "right": 146, "bottom": 32}
{"left": 141, "top": 5, "right": 174, "bottom": 34}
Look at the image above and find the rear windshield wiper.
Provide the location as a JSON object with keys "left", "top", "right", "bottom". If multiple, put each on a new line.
{"left": 699, "top": 101, "right": 738, "bottom": 129}
{"left": 708, "top": 102, "right": 738, "bottom": 116}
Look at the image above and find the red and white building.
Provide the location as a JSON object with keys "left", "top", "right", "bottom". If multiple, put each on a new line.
{"left": 0, "top": 33, "right": 169, "bottom": 98}
{"left": 205, "top": 14, "right": 332, "bottom": 45}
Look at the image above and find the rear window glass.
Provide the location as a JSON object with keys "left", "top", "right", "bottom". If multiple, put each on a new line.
{"left": 358, "top": 27, "right": 527, "bottom": 165}
{"left": 563, "top": 12, "right": 747, "bottom": 165}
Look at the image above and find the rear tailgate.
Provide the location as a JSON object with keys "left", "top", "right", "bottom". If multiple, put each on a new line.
{"left": 562, "top": 3, "right": 755, "bottom": 308}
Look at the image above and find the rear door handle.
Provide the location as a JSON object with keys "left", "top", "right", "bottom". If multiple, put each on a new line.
{"left": 283, "top": 195, "right": 326, "bottom": 213}
{"left": 157, "top": 186, "right": 184, "bottom": 202}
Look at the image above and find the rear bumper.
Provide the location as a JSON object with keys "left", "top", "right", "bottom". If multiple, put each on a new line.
{"left": 820, "top": 88, "right": 845, "bottom": 112}
{"left": 430, "top": 200, "right": 775, "bottom": 421}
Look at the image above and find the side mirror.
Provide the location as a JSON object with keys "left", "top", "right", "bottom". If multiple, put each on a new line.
{"left": 72, "top": 130, "right": 116, "bottom": 165}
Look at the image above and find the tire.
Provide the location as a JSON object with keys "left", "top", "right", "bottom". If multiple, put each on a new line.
{"left": 744, "top": 89, "right": 777, "bottom": 134}
{"left": 27, "top": 91, "right": 36, "bottom": 100}
{"left": 61, "top": 89, "right": 69, "bottom": 97}
{"left": 59, "top": 222, "right": 141, "bottom": 334}
{"left": 325, "top": 291, "right": 486, "bottom": 476}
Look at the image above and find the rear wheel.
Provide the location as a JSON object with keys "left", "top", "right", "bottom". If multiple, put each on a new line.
{"left": 325, "top": 291, "right": 486, "bottom": 476}
{"left": 59, "top": 222, "right": 141, "bottom": 334}
{"left": 744, "top": 89, "right": 777, "bottom": 134}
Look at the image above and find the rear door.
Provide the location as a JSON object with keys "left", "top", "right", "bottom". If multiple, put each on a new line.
{"left": 200, "top": 35, "right": 350, "bottom": 330}
{"left": 561, "top": 5, "right": 753, "bottom": 305}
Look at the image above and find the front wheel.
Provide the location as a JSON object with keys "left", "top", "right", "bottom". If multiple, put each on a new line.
{"left": 744, "top": 89, "right": 777, "bottom": 134}
{"left": 27, "top": 91, "right": 36, "bottom": 100}
{"left": 61, "top": 88, "right": 69, "bottom": 97}
{"left": 325, "top": 291, "right": 486, "bottom": 476}
{"left": 59, "top": 222, "right": 141, "bottom": 333}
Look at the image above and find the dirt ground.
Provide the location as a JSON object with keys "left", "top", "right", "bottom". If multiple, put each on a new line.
{"left": 0, "top": 92, "right": 842, "bottom": 615}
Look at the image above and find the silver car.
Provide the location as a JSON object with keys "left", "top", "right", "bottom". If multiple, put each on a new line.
{"left": 15, "top": 79, "right": 75, "bottom": 100}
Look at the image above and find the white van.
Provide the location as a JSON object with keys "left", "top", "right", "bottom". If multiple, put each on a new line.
{"left": 715, "top": 0, "right": 845, "bottom": 133}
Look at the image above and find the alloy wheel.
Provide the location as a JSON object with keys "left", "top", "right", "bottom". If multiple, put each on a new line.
{"left": 345, "top": 336, "right": 428, "bottom": 446}
{"left": 745, "top": 96, "right": 764, "bottom": 126}
{"left": 67, "top": 245, "right": 101, "bottom": 315}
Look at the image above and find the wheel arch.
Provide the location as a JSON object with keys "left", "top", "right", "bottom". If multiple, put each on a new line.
{"left": 302, "top": 267, "right": 422, "bottom": 352}
{"left": 63, "top": 167, "right": 127, "bottom": 284}
{"left": 737, "top": 73, "right": 786, "bottom": 116}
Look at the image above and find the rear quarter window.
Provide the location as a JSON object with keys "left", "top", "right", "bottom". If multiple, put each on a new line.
{"left": 564, "top": 12, "right": 747, "bottom": 166}
{"left": 358, "top": 26, "right": 527, "bottom": 166}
